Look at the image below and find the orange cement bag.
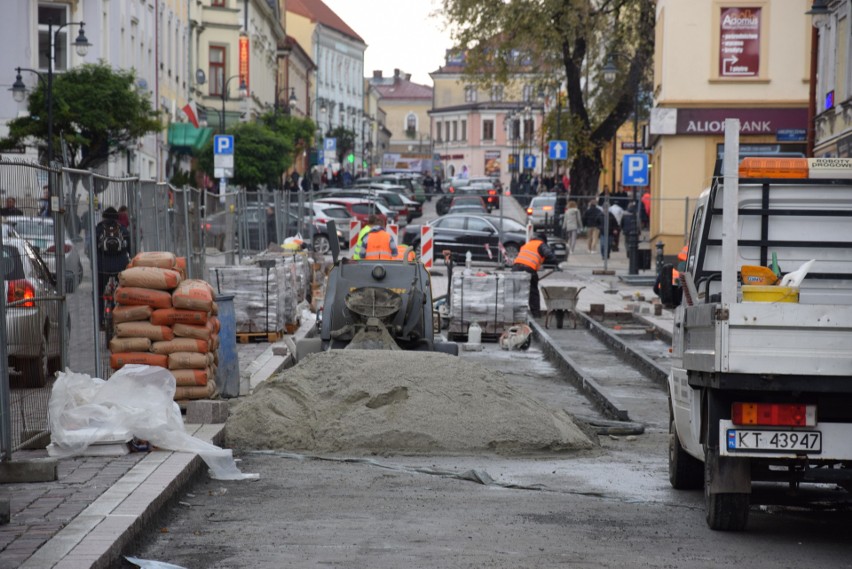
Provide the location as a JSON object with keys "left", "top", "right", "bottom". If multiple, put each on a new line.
{"left": 168, "top": 351, "right": 209, "bottom": 370}
{"left": 151, "top": 338, "right": 209, "bottom": 355}
{"left": 209, "top": 334, "right": 220, "bottom": 351}
{"left": 150, "top": 308, "right": 209, "bottom": 326}
{"left": 171, "top": 368, "right": 209, "bottom": 387}
{"left": 114, "top": 287, "right": 172, "bottom": 309}
{"left": 174, "top": 257, "right": 187, "bottom": 280}
{"left": 172, "top": 322, "right": 213, "bottom": 341}
{"left": 209, "top": 316, "right": 221, "bottom": 334}
{"left": 174, "top": 381, "right": 215, "bottom": 400}
{"left": 115, "top": 321, "right": 175, "bottom": 341}
{"left": 119, "top": 267, "right": 182, "bottom": 290}
{"left": 108, "top": 337, "right": 152, "bottom": 353}
{"left": 112, "top": 304, "right": 153, "bottom": 324}
{"left": 110, "top": 352, "right": 168, "bottom": 370}
{"left": 172, "top": 279, "right": 215, "bottom": 312}
{"left": 211, "top": 301, "right": 219, "bottom": 316}
{"left": 131, "top": 252, "right": 177, "bottom": 269}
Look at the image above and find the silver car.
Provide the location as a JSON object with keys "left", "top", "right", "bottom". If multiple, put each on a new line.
{"left": 6, "top": 216, "right": 83, "bottom": 291}
{"left": 3, "top": 237, "right": 67, "bottom": 387}
{"left": 526, "top": 194, "right": 559, "bottom": 230}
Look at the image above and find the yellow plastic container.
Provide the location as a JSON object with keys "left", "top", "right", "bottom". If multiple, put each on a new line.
{"left": 741, "top": 285, "right": 799, "bottom": 303}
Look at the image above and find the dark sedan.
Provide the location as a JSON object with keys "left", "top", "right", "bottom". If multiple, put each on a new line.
{"left": 402, "top": 214, "right": 567, "bottom": 264}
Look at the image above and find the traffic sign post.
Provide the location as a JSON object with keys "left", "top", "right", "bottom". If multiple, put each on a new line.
{"left": 214, "top": 134, "right": 237, "bottom": 265}
{"left": 523, "top": 155, "right": 536, "bottom": 171}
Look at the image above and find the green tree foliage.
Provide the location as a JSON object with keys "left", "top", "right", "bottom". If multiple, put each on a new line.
{"left": 441, "top": 0, "right": 655, "bottom": 197}
{"left": 197, "top": 111, "right": 314, "bottom": 191}
{"left": 0, "top": 63, "right": 161, "bottom": 170}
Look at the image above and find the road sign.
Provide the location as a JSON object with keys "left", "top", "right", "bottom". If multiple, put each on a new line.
{"left": 324, "top": 138, "right": 337, "bottom": 153}
{"left": 214, "top": 167, "right": 234, "bottom": 178}
{"left": 214, "top": 135, "right": 234, "bottom": 155}
{"left": 523, "top": 154, "right": 536, "bottom": 170}
{"left": 548, "top": 140, "right": 568, "bottom": 160}
{"left": 622, "top": 153, "right": 649, "bottom": 186}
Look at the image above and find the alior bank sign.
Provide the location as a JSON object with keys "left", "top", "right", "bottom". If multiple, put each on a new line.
{"left": 676, "top": 108, "right": 807, "bottom": 136}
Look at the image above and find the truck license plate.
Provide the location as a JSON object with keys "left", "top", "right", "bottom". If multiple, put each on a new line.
{"left": 726, "top": 429, "right": 822, "bottom": 453}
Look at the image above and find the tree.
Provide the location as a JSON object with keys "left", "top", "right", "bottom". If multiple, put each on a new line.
{"left": 0, "top": 63, "right": 161, "bottom": 171}
{"left": 440, "top": 0, "right": 655, "bottom": 197}
{"left": 196, "top": 110, "right": 315, "bottom": 192}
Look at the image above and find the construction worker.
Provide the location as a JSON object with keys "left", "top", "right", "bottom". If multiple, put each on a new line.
{"left": 357, "top": 222, "right": 399, "bottom": 261}
{"left": 511, "top": 232, "right": 560, "bottom": 318}
{"left": 393, "top": 244, "right": 417, "bottom": 262}
{"left": 351, "top": 214, "right": 378, "bottom": 260}
{"left": 671, "top": 245, "right": 688, "bottom": 284}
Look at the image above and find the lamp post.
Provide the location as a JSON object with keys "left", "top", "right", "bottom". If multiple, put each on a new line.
{"left": 219, "top": 74, "right": 247, "bottom": 132}
{"left": 603, "top": 54, "right": 642, "bottom": 274}
{"left": 10, "top": 19, "right": 90, "bottom": 374}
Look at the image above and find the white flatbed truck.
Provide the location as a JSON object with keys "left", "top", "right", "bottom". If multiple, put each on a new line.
{"left": 668, "top": 121, "right": 852, "bottom": 530}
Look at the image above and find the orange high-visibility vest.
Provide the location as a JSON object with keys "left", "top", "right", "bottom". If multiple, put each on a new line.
{"left": 364, "top": 229, "right": 394, "bottom": 260}
{"left": 393, "top": 244, "right": 416, "bottom": 262}
{"left": 672, "top": 246, "right": 688, "bottom": 284}
{"left": 514, "top": 239, "right": 545, "bottom": 271}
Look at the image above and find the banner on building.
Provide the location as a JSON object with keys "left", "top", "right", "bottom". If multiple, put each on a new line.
{"left": 719, "top": 7, "right": 761, "bottom": 78}
{"left": 484, "top": 150, "right": 501, "bottom": 177}
{"left": 239, "top": 35, "right": 250, "bottom": 90}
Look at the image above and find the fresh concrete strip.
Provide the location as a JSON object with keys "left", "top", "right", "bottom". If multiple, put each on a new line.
{"left": 529, "top": 318, "right": 630, "bottom": 421}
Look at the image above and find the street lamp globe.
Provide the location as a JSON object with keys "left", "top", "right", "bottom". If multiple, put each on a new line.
{"left": 10, "top": 70, "right": 27, "bottom": 103}
{"left": 238, "top": 80, "right": 248, "bottom": 99}
{"left": 288, "top": 87, "right": 297, "bottom": 111}
{"left": 74, "top": 25, "right": 91, "bottom": 56}
{"left": 602, "top": 57, "right": 618, "bottom": 84}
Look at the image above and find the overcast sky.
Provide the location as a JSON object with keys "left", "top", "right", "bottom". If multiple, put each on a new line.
{"left": 321, "top": 0, "right": 452, "bottom": 86}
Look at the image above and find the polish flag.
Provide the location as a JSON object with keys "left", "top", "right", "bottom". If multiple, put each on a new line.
{"left": 182, "top": 101, "right": 200, "bottom": 128}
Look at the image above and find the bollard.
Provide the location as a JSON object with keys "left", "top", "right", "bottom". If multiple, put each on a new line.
{"left": 655, "top": 241, "right": 666, "bottom": 275}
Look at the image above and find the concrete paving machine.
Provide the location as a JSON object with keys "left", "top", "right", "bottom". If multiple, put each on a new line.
{"left": 295, "top": 222, "right": 458, "bottom": 361}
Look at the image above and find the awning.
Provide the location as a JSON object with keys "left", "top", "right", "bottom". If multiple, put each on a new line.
{"left": 167, "top": 123, "right": 213, "bottom": 152}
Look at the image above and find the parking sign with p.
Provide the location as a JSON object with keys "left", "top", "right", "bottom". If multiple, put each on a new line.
{"left": 622, "top": 153, "right": 649, "bottom": 186}
{"left": 214, "top": 135, "right": 234, "bottom": 155}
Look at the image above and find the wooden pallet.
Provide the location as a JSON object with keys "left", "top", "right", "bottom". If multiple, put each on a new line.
{"left": 236, "top": 330, "right": 283, "bottom": 344}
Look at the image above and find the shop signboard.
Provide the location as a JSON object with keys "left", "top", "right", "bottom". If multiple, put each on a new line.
{"left": 484, "top": 150, "right": 501, "bottom": 177}
{"left": 719, "top": 7, "right": 761, "bottom": 78}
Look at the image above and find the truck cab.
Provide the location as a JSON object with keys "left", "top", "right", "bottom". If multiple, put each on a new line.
{"left": 668, "top": 154, "right": 852, "bottom": 531}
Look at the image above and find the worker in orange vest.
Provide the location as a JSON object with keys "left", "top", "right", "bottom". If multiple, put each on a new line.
{"left": 393, "top": 244, "right": 417, "bottom": 262}
{"left": 357, "top": 223, "right": 399, "bottom": 260}
{"left": 671, "top": 245, "right": 688, "bottom": 284}
{"left": 511, "top": 233, "right": 560, "bottom": 318}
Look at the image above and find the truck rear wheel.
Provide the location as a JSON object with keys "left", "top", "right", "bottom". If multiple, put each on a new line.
{"left": 668, "top": 416, "right": 703, "bottom": 490}
{"left": 704, "top": 448, "right": 750, "bottom": 531}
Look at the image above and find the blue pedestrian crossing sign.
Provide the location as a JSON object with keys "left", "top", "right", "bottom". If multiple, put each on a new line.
{"left": 523, "top": 154, "right": 536, "bottom": 170}
{"left": 548, "top": 140, "right": 568, "bottom": 160}
{"left": 324, "top": 138, "right": 337, "bottom": 153}
{"left": 214, "top": 135, "right": 234, "bottom": 155}
{"left": 622, "top": 153, "right": 649, "bottom": 186}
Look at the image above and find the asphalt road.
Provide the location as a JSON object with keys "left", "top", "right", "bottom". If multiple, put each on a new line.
{"left": 123, "top": 343, "right": 852, "bottom": 569}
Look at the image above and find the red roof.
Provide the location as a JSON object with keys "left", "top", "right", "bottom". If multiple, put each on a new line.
{"left": 287, "top": 0, "right": 364, "bottom": 44}
{"left": 373, "top": 76, "right": 432, "bottom": 100}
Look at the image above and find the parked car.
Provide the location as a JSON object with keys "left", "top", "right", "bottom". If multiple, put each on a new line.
{"left": 447, "top": 195, "right": 489, "bottom": 215}
{"left": 3, "top": 237, "right": 68, "bottom": 387}
{"left": 315, "top": 197, "right": 389, "bottom": 226}
{"left": 6, "top": 216, "right": 83, "bottom": 291}
{"left": 203, "top": 206, "right": 341, "bottom": 254}
{"left": 402, "top": 213, "right": 567, "bottom": 264}
{"left": 525, "top": 193, "right": 559, "bottom": 230}
{"left": 357, "top": 175, "right": 426, "bottom": 203}
{"left": 313, "top": 188, "right": 409, "bottom": 225}
{"left": 310, "top": 202, "right": 352, "bottom": 248}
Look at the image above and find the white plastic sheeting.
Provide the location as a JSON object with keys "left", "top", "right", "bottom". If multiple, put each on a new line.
{"left": 48, "top": 365, "right": 258, "bottom": 480}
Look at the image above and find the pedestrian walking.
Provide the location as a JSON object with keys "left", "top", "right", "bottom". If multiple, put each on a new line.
{"left": 561, "top": 200, "right": 584, "bottom": 253}
{"left": 583, "top": 199, "right": 603, "bottom": 253}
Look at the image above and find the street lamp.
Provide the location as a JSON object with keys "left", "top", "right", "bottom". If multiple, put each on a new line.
{"left": 220, "top": 74, "right": 247, "bottom": 132}
{"left": 10, "top": 18, "right": 90, "bottom": 375}
{"left": 603, "top": 54, "right": 642, "bottom": 274}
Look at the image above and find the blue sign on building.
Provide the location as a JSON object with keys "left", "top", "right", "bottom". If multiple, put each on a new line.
{"left": 622, "top": 153, "right": 649, "bottom": 186}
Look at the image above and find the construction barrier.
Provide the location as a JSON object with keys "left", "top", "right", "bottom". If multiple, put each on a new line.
{"left": 421, "top": 226, "right": 434, "bottom": 269}
{"left": 387, "top": 224, "right": 398, "bottom": 240}
{"left": 349, "top": 220, "right": 361, "bottom": 250}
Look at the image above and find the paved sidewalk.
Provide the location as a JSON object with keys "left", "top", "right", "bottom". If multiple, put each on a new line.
{"left": 0, "top": 198, "right": 674, "bottom": 569}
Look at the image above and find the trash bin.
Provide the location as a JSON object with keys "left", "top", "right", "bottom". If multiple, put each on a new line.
{"left": 215, "top": 294, "right": 240, "bottom": 398}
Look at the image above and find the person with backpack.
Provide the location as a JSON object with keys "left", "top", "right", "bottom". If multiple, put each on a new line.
{"left": 95, "top": 207, "right": 131, "bottom": 323}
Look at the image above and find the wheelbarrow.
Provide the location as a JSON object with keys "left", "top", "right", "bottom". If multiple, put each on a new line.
{"left": 540, "top": 285, "right": 585, "bottom": 329}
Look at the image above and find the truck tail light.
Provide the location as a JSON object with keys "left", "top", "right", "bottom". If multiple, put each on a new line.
{"left": 542, "top": 205, "right": 553, "bottom": 212}
{"left": 526, "top": 208, "right": 533, "bottom": 215}
{"left": 7, "top": 279, "right": 36, "bottom": 308}
{"left": 731, "top": 402, "right": 816, "bottom": 427}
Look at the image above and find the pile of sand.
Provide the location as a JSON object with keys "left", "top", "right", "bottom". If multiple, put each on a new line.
{"left": 226, "top": 350, "right": 593, "bottom": 454}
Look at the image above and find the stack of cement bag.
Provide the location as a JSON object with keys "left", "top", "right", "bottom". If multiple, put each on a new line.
{"left": 448, "top": 271, "right": 531, "bottom": 336}
{"left": 108, "top": 252, "right": 220, "bottom": 402}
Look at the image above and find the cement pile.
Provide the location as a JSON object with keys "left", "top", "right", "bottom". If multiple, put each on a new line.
{"left": 226, "top": 350, "right": 594, "bottom": 453}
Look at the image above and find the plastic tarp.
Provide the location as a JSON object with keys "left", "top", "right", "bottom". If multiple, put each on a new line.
{"left": 48, "top": 365, "right": 257, "bottom": 480}
{"left": 449, "top": 271, "right": 530, "bottom": 334}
